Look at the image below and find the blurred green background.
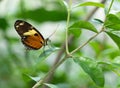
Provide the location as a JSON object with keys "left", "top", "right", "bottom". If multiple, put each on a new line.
{"left": 0, "top": 0, "right": 120, "bottom": 88}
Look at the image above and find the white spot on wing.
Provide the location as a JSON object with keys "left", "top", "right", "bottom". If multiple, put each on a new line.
{"left": 19, "top": 22, "right": 24, "bottom": 26}
{"left": 16, "top": 25, "right": 19, "bottom": 28}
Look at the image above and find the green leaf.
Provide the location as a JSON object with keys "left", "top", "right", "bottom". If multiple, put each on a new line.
{"left": 113, "top": 56, "right": 120, "bottom": 64}
{"left": 69, "top": 21, "right": 98, "bottom": 33}
{"left": 98, "top": 62, "right": 116, "bottom": 71}
{"left": 69, "top": 28, "right": 81, "bottom": 37}
{"left": 76, "top": 2, "right": 104, "bottom": 8}
{"left": 106, "top": 31, "right": 120, "bottom": 49}
{"left": 98, "top": 61, "right": 120, "bottom": 71}
{"left": 22, "top": 74, "right": 37, "bottom": 82}
{"left": 8, "top": 37, "right": 19, "bottom": 43}
{"left": 116, "top": 11, "right": 120, "bottom": 18}
{"left": 74, "top": 57, "right": 104, "bottom": 87}
{"left": 58, "top": 0, "right": 68, "bottom": 9}
{"left": 94, "top": 18, "right": 104, "bottom": 24}
{"left": 16, "top": 8, "right": 67, "bottom": 22}
{"left": 44, "top": 83, "right": 59, "bottom": 88}
{"left": 37, "top": 47, "right": 60, "bottom": 63}
{"left": 22, "top": 74, "right": 38, "bottom": 87}
{"left": 104, "top": 14, "right": 120, "bottom": 31}
{"left": 98, "top": 61, "right": 120, "bottom": 75}
{"left": 100, "top": 48, "right": 120, "bottom": 59}
{"left": 0, "top": 18, "right": 9, "bottom": 30}
{"left": 89, "top": 40, "right": 103, "bottom": 54}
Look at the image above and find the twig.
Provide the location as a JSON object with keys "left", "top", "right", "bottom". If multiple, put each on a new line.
{"left": 41, "top": 36, "right": 74, "bottom": 88}
{"left": 46, "top": 0, "right": 107, "bottom": 83}
{"left": 65, "top": 0, "right": 72, "bottom": 55}
{"left": 32, "top": 0, "right": 107, "bottom": 88}
{"left": 32, "top": 56, "right": 67, "bottom": 88}
{"left": 70, "top": 27, "right": 104, "bottom": 55}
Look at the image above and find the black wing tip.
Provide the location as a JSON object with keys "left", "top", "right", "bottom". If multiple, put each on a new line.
{"left": 14, "top": 20, "right": 25, "bottom": 27}
{"left": 15, "top": 20, "right": 23, "bottom": 24}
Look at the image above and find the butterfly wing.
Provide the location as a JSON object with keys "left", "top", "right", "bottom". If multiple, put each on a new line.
{"left": 14, "top": 20, "right": 45, "bottom": 50}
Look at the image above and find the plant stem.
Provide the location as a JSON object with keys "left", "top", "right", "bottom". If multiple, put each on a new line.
{"left": 32, "top": 0, "right": 108, "bottom": 87}
{"left": 70, "top": 0, "right": 115, "bottom": 54}
{"left": 106, "top": 0, "right": 114, "bottom": 15}
{"left": 70, "top": 27, "right": 104, "bottom": 55}
{"left": 65, "top": 0, "right": 72, "bottom": 55}
{"left": 43, "top": 0, "right": 107, "bottom": 85}
{"left": 32, "top": 56, "right": 67, "bottom": 88}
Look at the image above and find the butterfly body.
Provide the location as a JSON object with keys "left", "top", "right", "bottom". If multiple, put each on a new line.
{"left": 14, "top": 20, "right": 46, "bottom": 50}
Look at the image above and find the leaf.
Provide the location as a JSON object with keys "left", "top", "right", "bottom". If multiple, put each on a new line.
{"left": 104, "top": 14, "right": 120, "bottom": 31}
{"left": 15, "top": 6, "right": 78, "bottom": 23}
{"left": 98, "top": 62, "right": 116, "bottom": 71}
{"left": 0, "top": 18, "right": 9, "bottom": 30}
{"left": 62, "top": 1, "right": 68, "bottom": 9}
{"left": 74, "top": 57, "right": 104, "bottom": 87}
{"left": 22, "top": 74, "right": 37, "bottom": 82}
{"left": 76, "top": 2, "right": 104, "bottom": 8}
{"left": 89, "top": 40, "right": 103, "bottom": 54}
{"left": 28, "top": 75, "right": 41, "bottom": 82}
{"left": 8, "top": 37, "right": 19, "bottom": 43}
{"left": 44, "top": 83, "right": 59, "bottom": 88}
{"left": 98, "top": 61, "right": 120, "bottom": 76}
{"left": 37, "top": 47, "right": 60, "bottom": 63}
{"left": 113, "top": 56, "right": 120, "bottom": 64}
{"left": 116, "top": 11, "right": 120, "bottom": 18}
{"left": 94, "top": 18, "right": 104, "bottom": 24}
{"left": 100, "top": 48, "right": 120, "bottom": 59}
{"left": 98, "top": 61, "right": 120, "bottom": 71}
{"left": 58, "top": 0, "right": 68, "bottom": 9}
{"left": 69, "top": 21, "right": 98, "bottom": 33}
{"left": 69, "top": 28, "right": 81, "bottom": 37}
{"left": 16, "top": 8, "right": 67, "bottom": 22}
{"left": 22, "top": 74, "right": 39, "bottom": 87}
{"left": 106, "top": 31, "right": 120, "bottom": 49}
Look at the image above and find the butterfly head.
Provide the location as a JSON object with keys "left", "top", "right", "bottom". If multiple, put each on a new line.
{"left": 45, "top": 38, "right": 51, "bottom": 45}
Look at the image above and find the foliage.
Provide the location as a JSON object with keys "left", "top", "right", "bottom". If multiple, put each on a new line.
{"left": 0, "top": 0, "right": 120, "bottom": 88}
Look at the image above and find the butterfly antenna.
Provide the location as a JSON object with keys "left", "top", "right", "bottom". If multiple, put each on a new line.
{"left": 48, "top": 24, "right": 59, "bottom": 38}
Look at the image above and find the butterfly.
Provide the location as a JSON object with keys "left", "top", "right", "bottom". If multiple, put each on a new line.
{"left": 14, "top": 20, "right": 48, "bottom": 50}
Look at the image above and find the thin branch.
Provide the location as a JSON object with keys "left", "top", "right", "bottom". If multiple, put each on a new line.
{"left": 70, "top": 27, "right": 104, "bottom": 55}
{"left": 42, "top": 0, "right": 107, "bottom": 86}
{"left": 106, "top": 0, "right": 114, "bottom": 15}
{"left": 65, "top": 0, "right": 72, "bottom": 55}
{"left": 32, "top": 55, "right": 67, "bottom": 88}
{"left": 32, "top": 0, "right": 107, "bottom": 88}
{"left": 41, "top": 36, "right": 74, "bottom": 88}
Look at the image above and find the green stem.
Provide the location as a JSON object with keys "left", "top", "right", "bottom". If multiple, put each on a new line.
{"left": 32, "top": 56, "right": 67, "bottom": 88}
{"left": 65, "top": 0, "right": 72, "bottom": 55}
{"left": 32, "top": 0, "right": 113, "bottom": 88}
{"left": 70, "top": 27, "right": 104, "bottom": 55}
{"left": 70, "top": 0, "right": 115, "bottom": 55}
{"left": 106, "top": 0, "right": 114, "bottom": 15}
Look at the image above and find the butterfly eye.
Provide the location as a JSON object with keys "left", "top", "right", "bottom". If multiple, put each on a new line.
{"left": 34, "top": 33, "right": 38, "bottom": 36}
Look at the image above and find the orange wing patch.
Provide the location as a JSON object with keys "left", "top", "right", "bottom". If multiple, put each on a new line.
{"left": 14, "top": 20, "right": 46, "bottom": 50}
{"left": 22, "top": 35, "right": 43, "bottom": 49}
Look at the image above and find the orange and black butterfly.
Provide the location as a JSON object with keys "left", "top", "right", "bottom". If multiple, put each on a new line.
{"left": 14, "top": 20, "right": 48, "bottom": 50}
